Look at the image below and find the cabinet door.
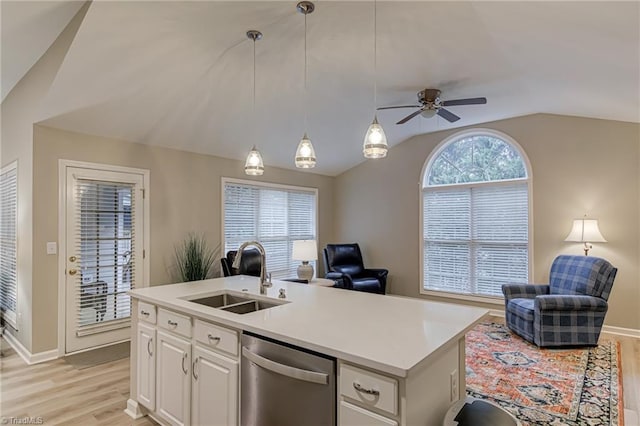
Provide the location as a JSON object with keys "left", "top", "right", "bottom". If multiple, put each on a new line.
{"left": 339, "top": 400, "right": 398, "bottom": 426}
{"left": 192, "top": 346, "right": 239, "bottom": 426}
{"left": 136, "top": 322, "right": 156, "bottom": 410}
{"left": 157, "top": 330, "right": 191, "bottom": 426}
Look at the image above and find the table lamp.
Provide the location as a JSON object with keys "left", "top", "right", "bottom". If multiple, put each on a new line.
{"left": 292, "top": 240, "right": 317, "bottom": 281}
{"left": 564, "top": 216, "right": 607, "bottom": 256}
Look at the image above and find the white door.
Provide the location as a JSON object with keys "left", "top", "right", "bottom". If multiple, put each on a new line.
{"left": 157, "top": 330, "right": 191, "bottom": 426}
{"left": 192, "top": 346, "right": 238, "bottom": 426}
{"left": 137, "top": 322, "right": 156, "bottom": 410}
{"left": 64, "top": 166, "right": 145, "bottom": 353}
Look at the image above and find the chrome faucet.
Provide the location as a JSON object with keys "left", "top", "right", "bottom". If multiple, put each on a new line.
{"left": 232, "top": 241, "right": 271, "bottom": 294}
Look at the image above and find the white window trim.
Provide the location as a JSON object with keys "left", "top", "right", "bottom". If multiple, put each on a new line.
{"left": 220, "top": 177, "right": 319, "bottom": 274}
{"left": 57, "top": 159, "right": 150, "bottom": 356}
{"left": 418, "top": 128, "right": 534, "bottom": 305}
{"left": 1, "top": 160, "right": 18, "bottom": 329}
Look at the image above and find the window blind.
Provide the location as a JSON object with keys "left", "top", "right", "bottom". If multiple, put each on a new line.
{"left": 224, "top": 181, "right": 317, "bottom": 279}
{"left": 423, "top": 182, "right": 528, "bottom": 297}
{"left": 0, "top": 164, "right": 17, "bottom": 324}
{"left": 75, "top": 180, "right": 135, "bottom": 333}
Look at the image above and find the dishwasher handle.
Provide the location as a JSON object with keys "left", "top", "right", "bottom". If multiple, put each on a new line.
{"left": 242, "top": 346, "right": 329, "bottom": 385}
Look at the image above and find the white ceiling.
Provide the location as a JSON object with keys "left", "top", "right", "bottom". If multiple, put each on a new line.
{"left": 2, "top": 1, "right": 639, "bottom": 176}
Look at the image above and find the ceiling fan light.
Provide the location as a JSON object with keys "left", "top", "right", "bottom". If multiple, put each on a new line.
{"left": 363, "top": 116, "right": 388, "bottom": 159}
{"left": 421, "top": 108, "right": 437, "bottom": 118}
{"left": 244, "top": 145, "right": 264, "bottom": 176}
{"left": 295, "top": 133, "right": 316, "bottom": 168}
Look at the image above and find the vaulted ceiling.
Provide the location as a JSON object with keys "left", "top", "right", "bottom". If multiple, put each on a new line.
{"left": 2, "top": 1, "right": 639, "bottom": 176}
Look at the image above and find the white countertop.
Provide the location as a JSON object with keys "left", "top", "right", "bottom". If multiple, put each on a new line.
{"left": 129, "top": 276, "right": 488, "bottom": 377}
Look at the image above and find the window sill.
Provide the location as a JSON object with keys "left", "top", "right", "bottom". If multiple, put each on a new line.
{"left": 1, "top": 311, "right": 18, "bottom": 331}
{"left": 420, "top": 289, "right": 504, "bottom": 306}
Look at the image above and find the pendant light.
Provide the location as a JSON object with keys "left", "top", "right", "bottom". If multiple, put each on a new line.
{"left": 295, "top": 1, "right": 317, "bottom": 169}
{"left": 363, "top": 0, "right": 388, "bottom": 159}
{"left": 244, "top": 30, "right": 264, "bottom": 176}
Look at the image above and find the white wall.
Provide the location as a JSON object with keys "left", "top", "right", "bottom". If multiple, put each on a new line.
{"left": 0, "top": 4, "right": 88, "bottom": 352}
{"left": 334, "top": 114, "right": 640, "bottom": 330}
{"left": 31, "top": 125, "right": 335, "bottom": 353}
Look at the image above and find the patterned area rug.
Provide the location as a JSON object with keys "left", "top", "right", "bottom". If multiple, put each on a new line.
{"left": 466, "top": 322, "right": 623, "bottom": 425}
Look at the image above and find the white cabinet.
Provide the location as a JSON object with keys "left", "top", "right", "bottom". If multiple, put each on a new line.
{"left": 132, "top": 303, "right": 240, "bottom": 426}
{"left": 192, "top": 346, "right": 239, "bottom": 426}
{"left": 340, "top": 401, "right": 398, "bottom": 426}
{"left": 339, "top": 363, "right": 399, "bottom": 426}
{"left": 157, "top": 330, "right": 191, "bottom": 426}
{"left": 136, "top": 322, "right": 156, "bottom": 410}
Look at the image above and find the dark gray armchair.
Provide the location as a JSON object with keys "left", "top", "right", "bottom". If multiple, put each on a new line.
{"left": 323, "top": 243, "right": 388, "bottom": 294}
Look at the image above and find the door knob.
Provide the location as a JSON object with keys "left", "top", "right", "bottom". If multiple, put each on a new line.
{"left": 68, "top": 269, "right": 78, "bottom": 275}
{"left": 69, "top": 256, "right": 78, "bottom": 262}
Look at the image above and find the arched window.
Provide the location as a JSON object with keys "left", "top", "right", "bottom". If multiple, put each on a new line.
{"left": 421, "top": 130, "right": 531, "bottom": 300}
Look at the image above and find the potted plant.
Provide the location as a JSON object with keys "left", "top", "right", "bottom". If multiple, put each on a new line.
{"left": 174, "top": 233, "right": 220, "bottom": 282}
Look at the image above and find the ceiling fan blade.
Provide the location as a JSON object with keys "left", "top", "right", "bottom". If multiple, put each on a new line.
{"left": 437, "top": 108, "right": 461, "bottom": 123}
{"left": 441, "top": 97, "right": 487, "bottom": 107}
{"left": 396, "top": 109, "right": 423, "bottom": 125}
{"left": 377, "top": 105, "right": 422, "bottom": 110}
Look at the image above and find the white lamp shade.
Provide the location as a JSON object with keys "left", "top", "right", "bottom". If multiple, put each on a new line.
{"left": 244, "top": 146, "right": 264, "bottom": 176}
{"left": 292, "top": 240, "right": 318, "bottom": 261}
{"left": 565, "top": 219, "right": 607, "bottom": 242}
{"left": 363, "top": 115, "right": 388, "bottom": 159}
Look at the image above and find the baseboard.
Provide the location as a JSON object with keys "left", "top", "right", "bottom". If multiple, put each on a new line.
{"left": 124, "top": 399, "right": 145, "bottom": 419}
{"left": 601, "top": 324, "right": 640, "bottom": 338}
{"left": 488, "top": 309, "right": 505, "bottom": 318}
{"left": 2, "top": 331, "right": 58, "bottom": 365}
{"left": 489, "top": 310, "right": 640, "bottom": 338}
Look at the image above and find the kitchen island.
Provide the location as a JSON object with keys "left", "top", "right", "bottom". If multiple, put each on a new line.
{"left": 126, "top": 275, "right": 488, "bottom": 426}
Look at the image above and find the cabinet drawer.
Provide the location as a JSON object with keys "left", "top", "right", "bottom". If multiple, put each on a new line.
{"left": 138, "top": 301, "right": 156, "bottom": 324}
{"left": 158, "top": 308, "right": 191, "bottom": 338}
{"left": 194, "top": 320, "right": 239, "bottom": 357}
{"left": 340, "top": 364, "right": 398, "bottom": 416}
{"left": 340, "top": 400, "right": 398, "bottom": 426}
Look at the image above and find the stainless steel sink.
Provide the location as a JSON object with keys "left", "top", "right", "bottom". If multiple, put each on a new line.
{"left": 187, "top": 293, "right": 250, "bottom": 308}
{"left": 220, "top": 299, "right": 282, "bottom": 314}
{"left": 185, "top": 291, "right": 287, "bottom": 314}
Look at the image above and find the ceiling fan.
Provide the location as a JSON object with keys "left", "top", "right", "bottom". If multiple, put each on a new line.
{"left": 377, "top": 89, "right": 487, "bottom": 124}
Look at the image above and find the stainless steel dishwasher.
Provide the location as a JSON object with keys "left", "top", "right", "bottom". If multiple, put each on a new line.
{"left": 241, "top": 332, "right": 336, "bottom": 426}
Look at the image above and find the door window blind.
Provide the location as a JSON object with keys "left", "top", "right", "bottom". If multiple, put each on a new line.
{"left": 76, "top": 179, "right": 135, "bottom": 332}
{"left": 224, "top": 181, "right": 317, "bottom": 279}
{"left": 423, "top": 183, "right": 528, "bottom": 297}
{"left": 0, "top": 164, "right": 17, "bottom": 324}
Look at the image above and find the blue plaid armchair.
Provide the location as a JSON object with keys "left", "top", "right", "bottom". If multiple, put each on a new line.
{"left": 502, "top": 255, "right": 617, "bottom": 347}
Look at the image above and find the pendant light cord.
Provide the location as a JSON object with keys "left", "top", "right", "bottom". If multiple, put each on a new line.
{"left": 253, "top": 38, "right": 256, "bottom": 141}
{"left": 373, "top": 0, "right": 377, "bottom": 112}
{"left": 304, "top": 11, "right": 308, "bottom": 132}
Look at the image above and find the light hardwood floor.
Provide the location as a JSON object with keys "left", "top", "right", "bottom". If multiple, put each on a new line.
{"left": 1, "top": 327, "right": 638, "bottom": 426}
{"left": 0, "top": 347, "right": 156, "bottom": 425}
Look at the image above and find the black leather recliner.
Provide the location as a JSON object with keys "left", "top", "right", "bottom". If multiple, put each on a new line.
{"left": 220, "top": 249, "right": 262, "bottom": 277}
{"left": 323, "top": 243, "right": 388, "bottom": 294}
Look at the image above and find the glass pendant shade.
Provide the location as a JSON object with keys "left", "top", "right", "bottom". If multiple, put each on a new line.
{"left": 295, "top": 133, "right": 316, "bottom": 168}
{"left": 244, "top": 145, "right": 264, "bottom": 176}
{"left": 421, "top": 109, "right": 437, "bottom": 118}
{"left": 363, "top": 116, "right": 388, "bottom": 159}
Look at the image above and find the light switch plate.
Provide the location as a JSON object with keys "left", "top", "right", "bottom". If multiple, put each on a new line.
{"left": 46, "top": 242, "right": 57, "bottom": 255}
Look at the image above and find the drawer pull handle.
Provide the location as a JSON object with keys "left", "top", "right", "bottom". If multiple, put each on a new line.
{"left": 167, "top": 320, "right": 178, "bottom": 327}
{"left": 193, "top": 357, "right": 199, "bottom": 380}
{"left": 207, "top": 334, "right": 221, "bottom": 343}
{"left": 181, "top": 353, "right": 188, "bottom": 375}
{"left": 353, "top": 382, "right": 380, "bottom": 396}
{"left": 140, "top": 310, "right": 150, "bottom": 317}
